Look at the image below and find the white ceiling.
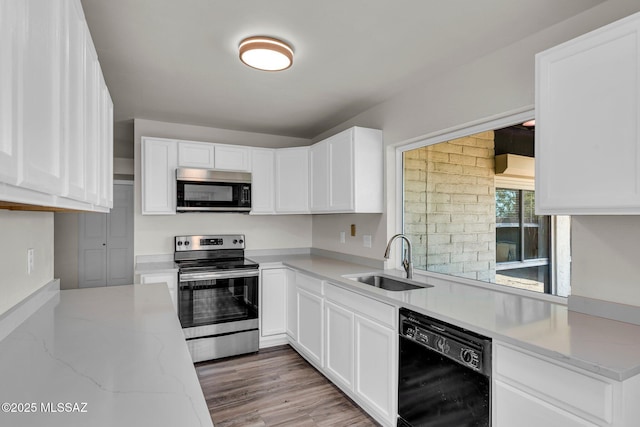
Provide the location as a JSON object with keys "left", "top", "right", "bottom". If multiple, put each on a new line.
{"left": 81, "top": 0, "right": 603, "bottom": 155}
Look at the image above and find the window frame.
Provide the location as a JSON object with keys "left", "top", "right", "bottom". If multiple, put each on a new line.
{"left": 394, "top": 108, "right": 568, "bottom": 302}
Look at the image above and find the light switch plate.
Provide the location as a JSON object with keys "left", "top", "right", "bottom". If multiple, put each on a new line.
{"left": 340, "top": 231, "right": 346, "bottom": 243}
{"left": 363, "top": 235, "right": 372, "bottom": 248}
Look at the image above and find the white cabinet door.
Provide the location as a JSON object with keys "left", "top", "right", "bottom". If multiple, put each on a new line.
{"left": 275, "top": 147, "right": 309, "bottom": 213}
{"left": 494, "top": 380, "right": 597, "bottom": 427}
{"left": 328, "top": 130, "right": 354, "bottom": 211}
{"left": 178, "top": 141, "right": 215, "bottom": 168}
{"left": 141, "top": 138, "right": 177, "bottom": 214}
{"left": 140, "top": 272, "right": 178, "bottom": 313}
{"left": 98, "top": 75, "right": 113, "bottom": 208}
{"left": 214, "top": 145, "right": 250, "bottom": 171}
{"left": 0, "top": 0, "right": 24, "bottom": 185}
{"left": 251, "top": 148, "right": 275, "bottom": 214}
{"left": 62, "top": 0, "right": 87, "bottom": 202}
{"left": 21, "top": 0, "right": 65, "bottom": 196}
{"left": 325, "top": 300, "right": 354, "bottom": 390}
{"left": 260, "top": 268, "right": 287, "bottom": 337}
{"left": 310, "top": 141, "right": 329, "bottom": 212}
{"left": 84, "top": 36, "right": 100, "bottom": 205}
{"left": 536, "top": 13, "right": 640, "bottom": 214}
{"left": 309, "top": 126, "right": 382, "bottom": 214}
{"left": 285, "top": 269, "right": 298, "bottom": 341}
{"left": 355, "top": 314, "right": 396, "bottom": 424}
{"left": 297, "top": 287, "right": 323, "bottom": 367}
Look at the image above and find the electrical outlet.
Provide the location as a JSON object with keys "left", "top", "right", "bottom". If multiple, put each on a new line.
{"left": 350, "top": 224, "right": 356, "bottom": 236}
{"left": 27, "top": 248, "right": 34, "bottom": 275}
{"left": 340, "top": 231, "right": 346, "bottom": 244}
{"left": 363, "top": 235, "right": 372, "bottom": 248}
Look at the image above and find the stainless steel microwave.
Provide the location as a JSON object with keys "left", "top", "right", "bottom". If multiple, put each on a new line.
{"left": 176, "top": 168, "right": 251, "bottom": 212}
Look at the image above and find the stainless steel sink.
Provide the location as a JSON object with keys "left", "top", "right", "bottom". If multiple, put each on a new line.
{"left": 349, "top": 275, "right": 431, "bottom": 291}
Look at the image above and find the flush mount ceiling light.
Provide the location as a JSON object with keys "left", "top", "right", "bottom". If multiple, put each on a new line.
{"left": 522, "top": 119, "right": 536, "bottom": 127}
{"left": 239, "top": 36, "right": 293, "bottom": 71}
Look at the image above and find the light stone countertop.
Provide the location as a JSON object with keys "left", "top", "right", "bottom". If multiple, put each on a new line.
{"left": 0, "top": 284, "right": 213, "bottom": 427}
{"left": 135, "top": 261, "right": 178, "bottom": 274}
{"left": 252, "top": 253, "right": 640, "bottom": 381}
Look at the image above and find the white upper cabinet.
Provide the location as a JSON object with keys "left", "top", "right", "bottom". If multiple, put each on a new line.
{"left": 141, "top": 137, "right": 177, "bottom": 215}
{"left": 310, "top": 140, "right": 330, "bottom": 212}
{"left": 63, "top": 0, "right": 87, "bottom": 202}
{"left": 178, "top": 141, "right": 215, "bottom": 168}
{"left": 21, "top": 0, "right": 65, "bottom": 196}
{"left": 214, "top": 145, "right": 251, "bottom": 172}
{"left": 310, "top": 127, "right": 383, "bottom": 214}
{"left": 0, "top": 0, "right": 113, "bottom": 212}
{"left": 536, "top": 12, "right": 640, "bottom": 215}
{"left": 0, "top": 0, "right": 24, "bottom": 185}
{"left": 250, "top": 148, "right": 275, "bottom": 214}
{"left": 275, "top": 147, "right": 310, "bottom": 213}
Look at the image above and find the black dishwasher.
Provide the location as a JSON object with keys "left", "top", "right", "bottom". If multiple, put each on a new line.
{"left": 398, "top": 308, "right": 492, "bottom": 427}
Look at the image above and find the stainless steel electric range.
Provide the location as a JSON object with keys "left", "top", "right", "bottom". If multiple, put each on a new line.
{"left": 174, "top": 234, "right": 259, "bottom": 363}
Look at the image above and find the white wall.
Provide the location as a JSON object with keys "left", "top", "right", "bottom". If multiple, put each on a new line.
{"left": 571, "top": 217, "right": 640, "bottom": 306}
{"left": 311, "top": 213, "right": 385, "bottom": 260}
{"left": 309, "top": 0, "right": 640, "bottom": 298}
{"left": 133, "top": 119, "right": 313, "bottom": 256}
{"left": 0, "top": 210, "right": 54, "bottom": 315}
{"left": 54, "top": 212, "right": 79, "bottom": 290}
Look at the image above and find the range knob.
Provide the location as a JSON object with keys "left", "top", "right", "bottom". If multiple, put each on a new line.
{"left": 184, "top": 241, "right": 190, "bottom": 246}
{"left": 233, "top": 239, "right": 238, "bottom": 244}
{"left": 177, "top": 241, "right": 183, "bottom": 246}
{"left": 461, "top": 348, "right": 478, "bottom": 368}
{"left": 239, "top": 239, "right": 244, "bottom": 244}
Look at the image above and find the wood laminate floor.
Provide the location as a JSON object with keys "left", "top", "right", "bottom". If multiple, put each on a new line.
{"left": 195, "top": 345, "right": 380, "bottom": 427}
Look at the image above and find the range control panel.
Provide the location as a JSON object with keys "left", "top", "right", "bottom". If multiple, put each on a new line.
{"left": 175, "top": 234, "right": 245, "bottom": 251}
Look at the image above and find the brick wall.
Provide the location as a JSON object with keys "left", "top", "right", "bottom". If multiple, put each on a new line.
{"left": 404, "top": 131, "right": 496, "bottom": 282}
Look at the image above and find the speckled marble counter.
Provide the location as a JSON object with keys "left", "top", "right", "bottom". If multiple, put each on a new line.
{"left": 253, "top": 253, "right": 640, "bottom": 381}
{"left": 0, "top": 284, "right": 213, "bottom": 427}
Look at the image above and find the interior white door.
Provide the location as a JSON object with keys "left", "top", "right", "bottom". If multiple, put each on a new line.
{"left": 79, "top": 183, "right": 134, "bottom": 287}
{"left": 78, "top": 210, "right": 107, "bottom": 288}
{"left": 106, "top": 184, "right": 133, "bottom": 286}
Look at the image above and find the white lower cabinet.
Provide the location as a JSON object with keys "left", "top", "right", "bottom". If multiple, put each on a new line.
{"left": 285, "top": 269, "right": 297, "bottom": 340}
{"left": 259, "top": 267, "right": 288, "bottom": 347}
{"left": 354, "top": 314, "right": 396, "bottom": 424}
{"left": 297, "top": 287, "right": 324, "bottom": 367}
{"left": 493, "top": 341, "right": 640, "bottom": 427}
{"left": 139, "top": 272, "right": 178, "bottom": 313}
{"left": 325, "top": 301, "right": 354, "bottom": 390}
{"left": 321, "top": 282, "right": 397, "bottom": 427}
{"left": 494, "top": 380, "right": 597, "bottom": 427}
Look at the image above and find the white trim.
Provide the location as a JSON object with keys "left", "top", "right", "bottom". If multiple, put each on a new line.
{"left": 398, "top": 107, "right": 534, "bottom": 153}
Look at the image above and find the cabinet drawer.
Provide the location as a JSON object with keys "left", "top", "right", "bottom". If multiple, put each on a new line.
{"left": 325, "top": 283, "right": 395, "bottom": 329}
{"left": 296, "top": 272, "right": 323, "bottom": 295}
{"left": 495, "top": 380, "right": 597, "bottom": 427}
{"left": 495, "top": 344, "right": 613, "bottom": 423}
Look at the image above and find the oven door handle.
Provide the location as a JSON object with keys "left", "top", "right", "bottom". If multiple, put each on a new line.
{"left": 179, "top": 269, "right": 260, "bottom": 282}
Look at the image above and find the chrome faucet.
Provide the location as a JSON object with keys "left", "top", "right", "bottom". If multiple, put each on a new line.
{"left": 384, "top": 234, "right": 413, "bottom": 279}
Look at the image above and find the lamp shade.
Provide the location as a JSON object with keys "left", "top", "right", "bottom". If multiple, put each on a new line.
{"left": 239, "top": 36, "right": 293, "bottom": 71}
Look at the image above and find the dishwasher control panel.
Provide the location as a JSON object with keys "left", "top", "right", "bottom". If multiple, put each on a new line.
{"left": 400, "top": 309, "right": 491, "bottom": 375}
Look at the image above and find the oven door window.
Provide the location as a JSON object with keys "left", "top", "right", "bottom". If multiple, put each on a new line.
{"left": 398, "top": 336, "right": 490, "bottom": 426}
{"left": 178, "top": 275, "right": 258, "bottom": 328}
